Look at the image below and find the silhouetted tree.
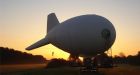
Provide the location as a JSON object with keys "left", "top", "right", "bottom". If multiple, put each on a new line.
{"left": 46, "top": 58, "right": 69, "bottom": 68}
{"left": 113, "top": 51, "right": 140, "bottom": 66}
{"left": 127, "top": 51, "right": 140, "bottom": 66}
{"left": 119, "top": 52, "right": 126, "bottom": 58}
{"left": 0, "top": 47, "right": 47, "bottom": 64}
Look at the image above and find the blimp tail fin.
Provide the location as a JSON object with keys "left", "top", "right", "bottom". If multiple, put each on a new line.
{"left": 26, "top": 38, "right": 49, "bottom": 50}
{"left": 47, "top": 13, "right": 59, "bottom": 33}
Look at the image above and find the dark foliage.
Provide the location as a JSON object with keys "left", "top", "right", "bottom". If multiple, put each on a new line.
{"left": 113, "top": 51, "right": 140, "bottom": 66}
{"left": 46, "top": 58, "right": 83, "bottom": 68}
{"left": 46, "top": 58, "right": 69, "bottom": 68}
{"left": 113, "top": 56, "right": 127, "bottom": 64}
{"left": 127, "top": 52, "right": 140, "bottom": 66}
{"left": 0, "top": 47, "right": 47, "bottom": 64}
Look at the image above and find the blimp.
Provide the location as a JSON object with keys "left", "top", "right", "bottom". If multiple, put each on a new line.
{"left": 26, "top": 13, "right": 116, "bottom": 66}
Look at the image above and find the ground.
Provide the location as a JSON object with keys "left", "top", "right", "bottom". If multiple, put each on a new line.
{"left": 0, "top": 64, "right": 140, "bottom": 75}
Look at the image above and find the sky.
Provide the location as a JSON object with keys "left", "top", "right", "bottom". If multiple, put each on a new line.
{"left": 0, "top": 0, "right": 140, "bottom": 60}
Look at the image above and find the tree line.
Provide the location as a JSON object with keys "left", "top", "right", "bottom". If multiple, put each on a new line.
{"left": 0, "top": 46, "right": 139, "bottom": 66}
{"left": 113, "top": 51, "right": 140, "bottom": 66}
{"left": 0, "top": 47, "right": 47, "bottom": 64}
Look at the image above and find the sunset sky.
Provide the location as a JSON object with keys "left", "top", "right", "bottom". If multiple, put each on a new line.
{"left": 0, "top": 0, "right": 140, "bottom": 60}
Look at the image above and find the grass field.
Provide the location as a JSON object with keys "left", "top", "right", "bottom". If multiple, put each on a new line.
{"left": 0, "top": 64, "right": 140, "bottom": 75}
